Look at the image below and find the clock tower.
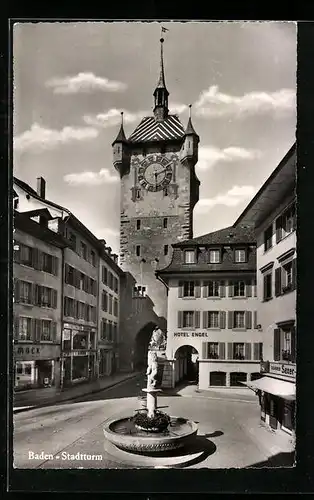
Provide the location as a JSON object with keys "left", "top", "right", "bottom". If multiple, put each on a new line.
{"left": 112, "top": 36, "right": 200, "bottom": 321}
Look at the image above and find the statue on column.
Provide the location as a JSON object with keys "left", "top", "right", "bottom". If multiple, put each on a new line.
{"left": 148, "top": 326, "right": 166, "bottom": 350}
{"left": 146, "top": 350, "right": 158, "bottom": 390}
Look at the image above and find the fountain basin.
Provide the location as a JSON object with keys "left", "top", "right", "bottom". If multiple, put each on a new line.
{"left": 103, "top": 416, "right": 198, "bottom": 454}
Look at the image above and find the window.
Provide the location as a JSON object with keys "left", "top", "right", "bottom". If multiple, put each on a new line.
{"left": 183, "top": 311, "right": 194, "bottom": 328}
{"left": 20, "top": 245, "right": 33, "bottom": 266}
{"left": 69, "top": 232, "right": 76, "bottom": 251}
{"left": 102, "top": 291, "right": 108, "bottom": 312}
{"left": 275, "top": 259, "right": 296, "bottom": 296}
{"left": 73, "top": 332, "right": 88, "bottom": 350}
{"left": 114, "top": 277, "right": 119, "bottom": 294}
{"left": 64, "top": 296, "right": 75, "bottom": 317}
{"left": 136, "top": 245, "right": 141, "bottom": 257}
{"left": 18, "top": 317, "right": 32, "bottom": 341}
{"left": 264, "top": 225, "right": 273, "bottom": 251}
{"left": 282, "top": 261, "right": 293, "bottom": 291}
{"left": 274, "top": 325, "right": 296, "bottom": 362}
{"left": 263, "top": 273, "right": 272, "bottom": 300}
{"left": 207, "top": 311, "right": 220, "bottom": 328}
{"left": 209, "top": 249, "right": 220, "bottom": 264}
{"left": 136, "top": 219, "right": 141, "bottom": 230}
{"left": 41, "top": 320, "right": 52, "bottom": 341}
{"left": 164, "top": 188, "right": 168, "bottom": 197}
{"left": 134, "top": 285, "right": 146, "bottom": 297}
{"left": 276, "top": 204, "right": 296, "bottom": 242}
{"left": 234, "top": 281, "right": 245, "bottom": 297}
{"left": 80, "top": 241, "right": 87, "bottom": 260}
{"left": 108, "top": 295, "right": 113, "bottom": 315}
{"left": 42, "top": 253, "right": 53, "bottom": 273}
{"left": 113, "top": 298, "right": 118, "bottom": 317}
{"left": 65, "top": 265, "right": 75, "bottom": 286}
{"left": 235, "top": 249, "right": 246, "bottom": 263}
{"left": 208, "top": 343, "right": 219, "bottom": 359}
{"left": 136, "top": 189, "right": 141, "bottom": 200}
{"left": 183, "top": 281, "right": 194, "bottom": 297}
{"left": 234, "top": 311, "right": 245, "bottom": 329}
{"left": 163, "top": 218, "right": 168, "bottom": 229}
{"left": 184, "top": 250, "right": 195, "bottom": 264}
{"left": 102, "top": 266, "right": 108, "bottom": 285}
{"left": 39, "top": 286, "right": 51, "bottom": 307}
{"left": 25, "top": 364, "right": 32, "bottom": 375}
{"left": 19, "top": 281, "right": 32, "bottom": 304}
{"left": 164, "top": 245, "right": 168, "bottom": 256}
{"left": 91, "top": 250, "right": 96, "bottom": 266}
{"left": 208, "top": 281, "right": 219, "bottom": 297}
{"left": 233, "top": 343, "right": 245, "bottom": 360}
{"left": 108, "top": 272, "right": 113, "bottom": 290}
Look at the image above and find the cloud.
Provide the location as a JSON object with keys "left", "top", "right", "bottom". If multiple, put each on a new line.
{"left": 197, "top": 146, "right": 262, "bottom": 170}
{"left": 83, "top": 108, "right": 148, "bottom": 128}
{"left": 170, "top": 103, "right": 188, "bottom": 115}
{"left": 45, "top": 72, "right": 127, "bottom": 94}
{"left": 14, "top": 123, "right": 99, "bottom": 152}
{"left": 195, "top": 185, "right": 256, "bottom": 213}
{"left": 64, "top": 168, "right": 119, "bottom": 186}
{"left": 194, "top": 85, "right": 296, "bottom": 118}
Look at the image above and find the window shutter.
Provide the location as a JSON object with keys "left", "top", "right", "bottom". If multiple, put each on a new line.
{"left": 194, "top": 311, "right": 200, "bottom": 329}
{"left": 276, "top": 217, "right": 282, "bottom": 243}
{"left": 246, "top": 282, "right": 252, "bottom": 297}
{"left": 220, "top": 281, "right": 226, "bottom": 297}
{"left": 275, "top": 268, "right": 282, "bottom": 296}
{"left": 14, "top": 316, "right": 20, "bottom": 340}
{"left": 259, "top": 342, "right": 263, "bottom": 361}
{"left": 177, "top": 311, "right": 183, "bottom": 328}
{"left": 219, "top": 311, "right": 226, "bottom": 329}
{"left": 227, "top": 342, "right": 233, "bottom": 360}
{"left": 245, "top": 343, "right": 252, "bottom": 360}
{"left": 253, "top": 279, "right": 257, "bottom": 297}
{"left": 178, "top": 281, "right": 183, "bottom": 298}
{"left": 228, "top": 281, "right": 234, "bottom": 297}
{"left": 219, "top": 342, "right": 225, "bottom": 360}
{"left": 292, "top": 259, "right": 297, "bottom": 291}
{"left": 245, "top": 311, "right": 252, "bottom": 329}
{"left": 52, "top": 322, "right": 57, "bottom": 342}
{"left": 228, "top": 311, "right": 234, "bottom": 329}
{"left": 203, "top": 281, "right": 209, "bottom": 298}
{"left": 291, "top": 326, "right": 296, "bottom": 363}
{"left": 263, "top": 275, "right": 268, "bottom": 300}
{"left": 273, "top": 328, "right": 281, "bottom": 361}
{"left": 253, "top": 342, "right": 259, "bottom": 360}
{"left": 14, "top": 279, "right": 20, "bottom": 303}
{"left": 202, "top": 342, "right": 208, "bottom": 359}
{"left": 32, "top": 248, "right": 40, "bottom": 270}
{"left": 34, "top": 319, "right": 41, "bottom": 342}
{"left": 52, "top": 256, "right": 58, "bottom": 276}
{"left": 203, "top": 311, "right": 208, "bottom": 329}
{"left": 195, "top": 281, "right": 201, "bottom": 298}
{"left": 52, "top": 289, "right": 58, "bottom": 309}
{"left": 253, "top": 311, "right": 258, "bottom": 329}
{"left": 33, "top": 285, "right": 40, "bottom": 306}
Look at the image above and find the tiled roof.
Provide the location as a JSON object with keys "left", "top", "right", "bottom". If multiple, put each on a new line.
{"left": 128, "top": 115, "right": 185, "bottom": 143}
{"left": 174, "top": 225, "right": 256, "bottom": 247}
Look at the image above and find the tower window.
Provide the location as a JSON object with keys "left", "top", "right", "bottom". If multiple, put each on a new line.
{"left": 163, "top": 218, "right": 168, "bottom": 229}
{"left": 164, "top": 245, "right": 169, "bottom": 256}
{"left": 136, "top": 189, "right": 141, "bottom": 200}
{"left": 136, "top": 245, "right": 141, "bottom": 257}
{"left": 136, "top": 219, "right": 141, "bottom": 230}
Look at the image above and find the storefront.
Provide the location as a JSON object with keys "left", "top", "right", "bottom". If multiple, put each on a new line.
{"left": 14, "top": 344, "right": 61, "bottom": 390}
{"left": 62, "top": 323, "right": 97, "bottom": 386}
{"left": 247, "top": 361, "right": 296, "bottom": 435}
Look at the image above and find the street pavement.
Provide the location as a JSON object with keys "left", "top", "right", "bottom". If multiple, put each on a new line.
{"left": 13, "top": 374, "right": 295, "bottom": 469}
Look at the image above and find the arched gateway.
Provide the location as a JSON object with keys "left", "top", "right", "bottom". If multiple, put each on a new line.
{"left": 174, "top": 345, "right": 199, "bottom": 386}
{"left": 133, "top": 322, "right": 157, "bottom": 371}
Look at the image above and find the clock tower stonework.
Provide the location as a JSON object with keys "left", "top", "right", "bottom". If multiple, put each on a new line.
{"left": 112, "top": 37, "right": 200, "bottom": 322}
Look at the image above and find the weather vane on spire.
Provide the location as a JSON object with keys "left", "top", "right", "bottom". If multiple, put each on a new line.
{"left": 160, "top": 25, "right": 169, "bottom": 41}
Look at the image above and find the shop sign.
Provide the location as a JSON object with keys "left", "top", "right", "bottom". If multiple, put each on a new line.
{"left": 14, "top": 344, "right": 60, "bottom": 361}
{"left": 63, "top": 323, "right": 96, "bottom": 333}
{"left": 73, "top": 351, "right": 89, "bottom": 356}
{"left": 173, "top": 331, "right": 208, "bottom": 338}
{"left": 269, "top": 362, "right": 296, "bottom": 379}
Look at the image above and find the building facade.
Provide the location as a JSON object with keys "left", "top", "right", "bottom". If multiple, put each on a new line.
{"left": 112, "top": 37, "right": 200, "bottom": 325}
{"left": 234, "top": 144, "right": 296, "bottom": 436}
{"left": 13, "top": 211, "right": 66, "bottom": 392}
{"left": 157, "top": 225, "right": 263, "bottom": 390}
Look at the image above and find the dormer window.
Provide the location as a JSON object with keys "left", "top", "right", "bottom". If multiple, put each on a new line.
{"left": 209, "top": 249, "right": 220, "bottom": 264}
{"left": 184, "top": 250, "right": 196, "bottom": 264}
{"left": 235, "top": 249, "right": 246, "bottom": 263}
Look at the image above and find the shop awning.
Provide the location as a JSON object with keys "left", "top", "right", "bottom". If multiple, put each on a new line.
{"left": 244, "top": 377, "right": 296, "bottom": 400}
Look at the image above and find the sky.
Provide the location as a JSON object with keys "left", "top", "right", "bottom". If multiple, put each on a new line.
{"left": 13, "top": 21, "right": 297, "bottom": 254}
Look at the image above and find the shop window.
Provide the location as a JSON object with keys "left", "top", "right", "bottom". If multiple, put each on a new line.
{"left": 210, "top": 372, "right": 226, "bottom": 386}
{"left": 183, "top": 281, "right": 195, "bottom": 297}
{"left": 184, "top": 250, "right": 195, "bottom": 264}
{"left": 263, "top": 272, "right": 272, "bottom": 300}
{"left": 233, "top": 281, "right": 245, "bottom": 297}
{"left": 234, "top": 248, "right": 246, "bottom": 263}
{"left": 72, "top": 356, "right": 89, "bottom": 380}
{"left": 282, "top": 401, "right": 295, "bottom": 432}
{"left": 207, "top": 280, "right": 220, "bottom": 297}
{"left": 230, "top": 372, "right": 247, "bottom": 386}
{"left": 63, "top": 329, "right": 71, "bottom": 350}
{"left": 209, "top": 249, "right": 220, "bottom": 264}
{"left": 264, "top": 225, "right": 273, "bottom": 251}
{"left": 18, "top": 317, "right": 32, "bottom": 341}
{"left": 16, "top": 364, "right": 23, "bottom": 374}
{"left": 24, "top": 364, "right": 32, "bottom": 375}
{"left": 73, "top": 332, "right": 88, "bottom": 350}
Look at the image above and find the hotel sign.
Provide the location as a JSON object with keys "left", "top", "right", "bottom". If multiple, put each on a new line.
{"left": 269, "top": 362, "right": 296, "bottom": 379}
{"left": 173, "top": 332, "right": 208, "bottom": 338}
{"left": 14, "top": 344, "right": 60, "bottom": 361}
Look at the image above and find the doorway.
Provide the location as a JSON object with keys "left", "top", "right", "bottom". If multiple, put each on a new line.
{"left": 174, "top": 345, "right": 199, "bottom": 385}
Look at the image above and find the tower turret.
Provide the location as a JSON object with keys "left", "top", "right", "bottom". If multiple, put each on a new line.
{"left": 153, "top": 37, "right": 169, "bottom": 121}
{"left": 180, "top": 104, "right": 200, "bottom": 167}
{"left": 112, "top": 112, "right": 130, "bottom": 177}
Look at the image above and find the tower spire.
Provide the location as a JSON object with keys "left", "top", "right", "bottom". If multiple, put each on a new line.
{"left": 153, "top": 35, "right": 169, "bottom": 121}
{"left": 112, "top": 111, "right": 127, "bottom": 145}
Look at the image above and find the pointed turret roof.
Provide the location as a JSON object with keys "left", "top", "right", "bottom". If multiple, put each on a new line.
{"left": 112, "top": 112, "right": 128, "bottom": 145}
{"left": 185, "top": 105, "right": 199, "bottom": 138}
{"left": 153, "top": 37, "right": 169, "bottom": 95}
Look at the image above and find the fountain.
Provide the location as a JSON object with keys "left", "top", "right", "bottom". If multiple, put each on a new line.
{"left": 103, "top": 327, "right": 203, "bottom": 468}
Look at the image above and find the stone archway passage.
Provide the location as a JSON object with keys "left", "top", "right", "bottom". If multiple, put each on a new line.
{"left": 174, "top": 345, "right": 199, "bottom": 386}
{"left": 134, "top": 322, "right": 157, "bottom": 371}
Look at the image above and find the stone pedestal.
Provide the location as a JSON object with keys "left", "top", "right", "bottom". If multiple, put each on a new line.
{"left": 142, "top": 388, "right": 161, "bottom": 418}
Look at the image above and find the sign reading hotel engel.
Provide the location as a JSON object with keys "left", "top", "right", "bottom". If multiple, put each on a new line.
{"left": 173, "top": 332, "right": 208, "bottom": 338}
{"left": 269, "top": 362, "right": 296, "bottom": 378}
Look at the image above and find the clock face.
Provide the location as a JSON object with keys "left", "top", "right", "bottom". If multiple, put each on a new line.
{"left": 137, "top": 155, "right": 172, "bottom": 191}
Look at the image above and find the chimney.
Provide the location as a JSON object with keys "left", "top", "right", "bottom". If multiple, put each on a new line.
{"left": 37, "top": 177, "right": 46, "bottom": 199}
